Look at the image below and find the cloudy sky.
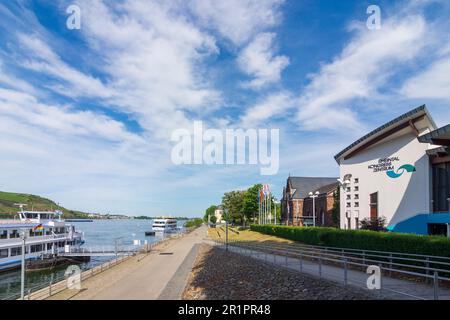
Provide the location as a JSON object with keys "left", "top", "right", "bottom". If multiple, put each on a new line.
{"left": 0, "top": 0, "right": 449, "bottom": 216}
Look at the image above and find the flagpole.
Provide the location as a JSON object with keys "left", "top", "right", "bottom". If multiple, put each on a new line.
{"left": 258, "top": 188, "right": 261, "bottom": 225}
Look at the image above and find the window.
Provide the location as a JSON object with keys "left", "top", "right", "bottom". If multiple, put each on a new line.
{"left": 354, "top": 194, "right": 359, "bottom": 200}
{"left": 47, "top": 243, "right": 53, "bottom": 250}
{"left": 354, "top": 186, "right": 359, "bottom": 192}
{"left": 370, "top": 192, "right": 379, "bottom": 219}
{"left": 346, "top": 194, "right": 351, "bottom": 200}
{"left": 346, "top": 187, "right": 351, "bottom": 192}
{"left": 346, "top": 202, "right": 351, "bottom": 208}
{"left": 354, "top": 202, "right": 359, "bottom": 208}
{"left": 0, "top": 249, "right": 8, "bottom": 258}
{"left": 10, "top": 247, "right": 21, "bottom": 256}
{"left": 0, "top": 230, "right": 7, "bottom": 239}
{"left": 9, "top": 230, "right": 19, "bottom": 238}
{"left": 432, "top": 163, "right": 450, "bottom": 212}
{"left": 354, "top": 178, "right": 359, "bottom": 183}
{"left": 31, "top": 244, "right": 43, "bottom": 253}
{"left": 355, "top": 217, "right": 359, "bottom": 229}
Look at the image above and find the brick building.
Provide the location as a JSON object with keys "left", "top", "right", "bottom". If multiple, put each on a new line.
{"left": 281, "top": 177, "right": 339, "bottom": 227}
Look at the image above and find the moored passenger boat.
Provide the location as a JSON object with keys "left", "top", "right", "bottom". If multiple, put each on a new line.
{"left": 0, "top": 208, "right": 84, "bottom": 272}
{"left": 152, "top": 218, "right": 178, "bottom": 233}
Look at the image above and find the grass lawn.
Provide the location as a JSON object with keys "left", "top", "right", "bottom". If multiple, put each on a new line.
{"left": 207, "top": 226, "right": 292, "bottom": 244}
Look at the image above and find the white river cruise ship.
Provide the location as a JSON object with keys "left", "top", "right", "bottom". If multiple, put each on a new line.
{"left": 152, "top": 218, "right": 178, "bottom": 233}
{"left": 0, "top": 209, "right": 84, "bottom": 272}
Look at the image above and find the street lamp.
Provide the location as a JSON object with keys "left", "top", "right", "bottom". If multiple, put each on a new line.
{"left": 273, "top": 199, "right": 280, "bottom": 225}
{"left": 224, "top": 209, "right": 229, "bottom": 252}
{"left": 20, "top": 229, "right": 27, "bottom": 300}
{"left": 308, "top": 191, "right": 320, "bottom": 227}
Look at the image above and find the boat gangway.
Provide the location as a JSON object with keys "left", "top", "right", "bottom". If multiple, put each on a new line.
{"left": 58, "top": 245, "right": 145, "bottom": 257}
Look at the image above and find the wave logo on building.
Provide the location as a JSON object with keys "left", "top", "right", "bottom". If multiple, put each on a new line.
{"left": 386, "top": 164, "right": 416, "bottom": 179}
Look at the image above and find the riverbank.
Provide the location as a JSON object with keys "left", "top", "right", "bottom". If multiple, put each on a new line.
{"left": 182, "top": 244, "right": 374, "bottom": 300}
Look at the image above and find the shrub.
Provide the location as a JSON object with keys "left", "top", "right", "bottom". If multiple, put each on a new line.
{"left": 250, "top": 224, "right": 450, "bottom": 257}
{"left": 184, "top": 218, "right": 203, "bottom": 228}
{"left": 359, "top": 216, "right": 387, "bottom": 231}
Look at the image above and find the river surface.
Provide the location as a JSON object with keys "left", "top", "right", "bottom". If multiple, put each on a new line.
{"left": 0, "top": 219, "right": 185, "bottom": 299}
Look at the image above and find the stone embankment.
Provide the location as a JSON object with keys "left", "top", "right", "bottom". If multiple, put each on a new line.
{"left": 183, "top": 244, "right": 374, "bottom": 300}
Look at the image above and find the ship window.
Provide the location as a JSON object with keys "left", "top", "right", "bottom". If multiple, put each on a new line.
{"left": 9, "top": 230, "right": 19, "bottom": 238}
{"left": 31, "top": 244, "right": 43, "bottom": 253}
{"left": 10, "top": 247, "right": 22, "bottom": 256}
{"left": 0, "top": 230, "right": 6, "bottom": 239}
{"left": 0, "top": 249, "right": 8, "bottom": 258}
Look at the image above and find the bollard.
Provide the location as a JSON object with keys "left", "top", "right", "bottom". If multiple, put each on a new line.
{"left": 343, "top": 258, "right": 348, "bottom": 286}
{"left": 434, "top": 271, "right": 439, "bottom": 300}
{"left": 319, "top": 257, "right": 322, "bottom": 278}
{"left": 379, "top": 263, "right": 383, "bottom": 299}
{"left": 389, "top": 253, "right": 393, "bottom": 277}
{"left": 300, "top": 252, "right": 303, "bottom": 272}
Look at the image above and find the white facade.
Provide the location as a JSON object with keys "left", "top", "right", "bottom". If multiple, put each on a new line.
{"left": 336, "top": 108, "right": 436, "bottom": 230}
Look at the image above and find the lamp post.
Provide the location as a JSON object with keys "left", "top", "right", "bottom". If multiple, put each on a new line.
{"left": 225, "top": 209, "right": 229, "bottom": 252}
{"left": 20, "top": 229, "right": 27, "bottom": 300}
{"left": 308, "top": 191, "right": 320, "bottom": 227}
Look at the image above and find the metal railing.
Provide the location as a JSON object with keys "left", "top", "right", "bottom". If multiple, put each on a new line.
{"left": 213, "top": 238, "right": 450, "bottom": 300}
{"left": 1, "top": 235, "right": 182, "bottom": 300}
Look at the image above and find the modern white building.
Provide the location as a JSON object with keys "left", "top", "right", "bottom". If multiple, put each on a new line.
{"left": 335, "top": 105, "right": 450, "bottom": 236}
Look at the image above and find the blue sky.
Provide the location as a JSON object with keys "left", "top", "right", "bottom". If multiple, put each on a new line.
{"left": 0, "top": 0, "right": 449, "bottom": 216}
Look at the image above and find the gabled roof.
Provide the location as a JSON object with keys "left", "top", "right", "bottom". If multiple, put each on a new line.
{"left": 314, "top": 182, "right": 339, "bottom": 195}
{"left": 334, "top": 105, "right": 436, "bottom": 163}
{"left": 288, "top": 177, "right": 337, "bottom": 199}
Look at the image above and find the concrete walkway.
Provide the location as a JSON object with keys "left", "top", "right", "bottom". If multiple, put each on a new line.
{"left": 50, "top": 226, "right": 207, "bottom": 300}
{"left": 209, "top": 242, "right": 450, "bottom": 300}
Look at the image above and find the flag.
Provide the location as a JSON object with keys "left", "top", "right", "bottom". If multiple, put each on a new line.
{"left": 33, "top": 224, "right": 44, "bottom": 232}
{"left": 259, "top": 189, "right": 264, "bottom": 204}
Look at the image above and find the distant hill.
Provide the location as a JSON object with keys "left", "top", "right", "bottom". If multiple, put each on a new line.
{"left": 0, "top": 191, "right": 90, "bottom": 219}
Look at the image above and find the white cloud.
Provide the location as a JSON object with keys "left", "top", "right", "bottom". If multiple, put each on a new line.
{"left": 240, "top": 91, "right": 293, "bottom": 127}
{"left": 238, "top": 33, "right": 290, "bottom": 89}
{"left": 188, "top": 0, "right": 284, "bottom": 45}
{"left": 297, "top": 14, "right": 428, "bottom": 132}
{"left": 401, "top": 57, "right": 450, "bottom": 101}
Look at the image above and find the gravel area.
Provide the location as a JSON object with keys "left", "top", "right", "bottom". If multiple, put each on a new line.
{"left": 183, "top": 244, "right": 375, "bottom": 300}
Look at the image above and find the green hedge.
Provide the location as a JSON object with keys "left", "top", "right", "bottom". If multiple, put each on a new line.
{"left": 184, "top": 218, "right": 203, "bottom": 228}
{"left": 250, "top": 225, "right": 450, "bottom": 257}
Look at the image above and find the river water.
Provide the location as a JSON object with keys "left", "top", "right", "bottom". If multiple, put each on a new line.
{"left": 0, "top": 219, "right": 185, "bottom": 299}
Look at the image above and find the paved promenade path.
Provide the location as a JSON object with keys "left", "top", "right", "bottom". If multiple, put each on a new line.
{"left": 49, "top": 226, "right": 207, "bottom": 300}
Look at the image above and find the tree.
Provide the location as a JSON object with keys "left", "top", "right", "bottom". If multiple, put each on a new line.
{"left": 331, "top": 188, "right": 340, "bottom": 227}
{"left": 210, "top": 215, "right": 217, "bottom": 224}
{"left": 204, "top": 205, "right": 218, "bottom": 222}
{"left": 359, "top": 216, "right": 387, "bottom": 232}
{"left": 242, "top": 184, "right": 262, "bottom": 223}
{"left": 222, "top": 190, "right": 245, "bottom": 224}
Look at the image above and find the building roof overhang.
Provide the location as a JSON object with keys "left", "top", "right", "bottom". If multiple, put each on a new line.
{"left": 334, "top": 105, "right": 436, "bottom": 164}
{"left": 418, "top": 124, "right": 450, "bottom": 146}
